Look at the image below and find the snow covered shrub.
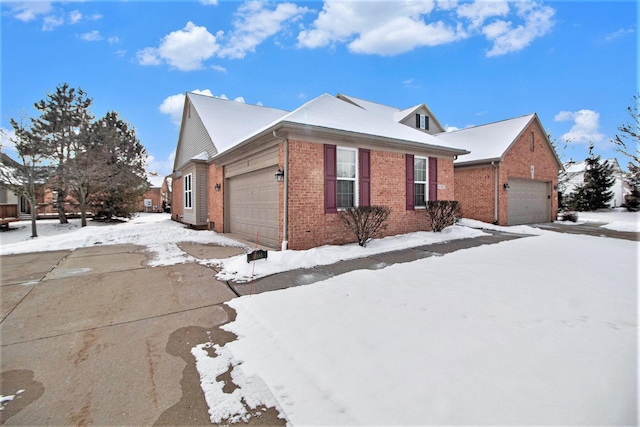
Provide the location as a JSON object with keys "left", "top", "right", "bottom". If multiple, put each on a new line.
{"left": 624, "top": 188, "right": 640, "bottom": 212}
{"left": 426, "top": 201, "right": 461, "bottom": 232}
{"left": 339, "top": 206, "right": 391, "bottom": 247}
{"left": 559, "top": 211, "right": 578, "bottom": 222}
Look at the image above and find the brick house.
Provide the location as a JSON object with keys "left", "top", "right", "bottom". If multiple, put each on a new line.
{"left": 140, "top": 173, "right": 171, "bottom": 213}
{"left": 435, "top": 114, "right": 563, "bottom": 225}
{"left": 171, "top": 93, "right": 468, "bottom": 250}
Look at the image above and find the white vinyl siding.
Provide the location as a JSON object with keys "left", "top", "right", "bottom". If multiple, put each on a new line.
{"left": 337, "top": 147, "right": 357, "bottom": 209}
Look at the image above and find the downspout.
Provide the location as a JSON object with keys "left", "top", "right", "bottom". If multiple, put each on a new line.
{"left": 273, "top": 130, "right": 289, "bottom": 250}
{"left": 491, "top": 161, "right": 499, "bottom": 224}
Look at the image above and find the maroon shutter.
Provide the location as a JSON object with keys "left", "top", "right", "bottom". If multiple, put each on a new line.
{"left": 429, "top": 157, "right": 438, "bottom": 201}
{"left": 359, "top": 149, "right": 370, "bottom": 207}
{"left": 324, "top": 144, "right": 337, "bottom": 213}
{"left": 406, "top": 154, "right": 414, "bottom": 210}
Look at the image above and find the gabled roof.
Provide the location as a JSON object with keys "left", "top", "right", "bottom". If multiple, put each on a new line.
{"left": 434, "top": 113, "right": 561, "bottom": 167}
{"left": 212, "top": 94, "right": 468, "bottom": 160}
{"left": 338, "top": 93, "right": 445, "bottom": 133}
{"left": 188, "top": 92, "right": 288, "bottom": 155}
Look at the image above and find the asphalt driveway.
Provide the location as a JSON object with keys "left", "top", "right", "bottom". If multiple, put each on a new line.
{"left": 0, "top": 244, "right": 283, "bottom": 426}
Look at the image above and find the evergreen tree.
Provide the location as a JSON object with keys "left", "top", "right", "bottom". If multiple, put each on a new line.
{"left": 582, "top": 144, "right": 615, "bottom": 210}
{"left": 0, "top": 117, "right": 52, "bottom": 237}
{"left": 89, "top": 112, "right": 149, "bottom": 221}
{"left": 31, "top": 83, "right": 93, "bottom": 224}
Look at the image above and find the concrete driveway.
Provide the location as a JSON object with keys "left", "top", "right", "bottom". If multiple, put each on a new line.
{"left": 0, "top": 244, "right": 283, "bottom": 425}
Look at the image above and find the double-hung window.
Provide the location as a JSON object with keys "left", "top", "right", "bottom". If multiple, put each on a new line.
{"left": 184, "top": 173, "right": 193, "bottom": 209}
{"left": 414, "top": 156, "right": 427, "bottom": 207}
{"left": 406, "top": 154, "right": 437, "bottom": 210}
{"left": 337, "top": 147, "right": 357, "bottom": 209}
{"left": 325, "top": 145, "right": 370, "bottom": 213}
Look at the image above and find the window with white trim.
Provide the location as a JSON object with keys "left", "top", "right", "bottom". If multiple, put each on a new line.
{"left": 337, "top": 147, "right": 357, "bottom": 209}
{"left": 184, "top": 173, "right": 193, "bottom": 209}
{"left": 414, "top": 156, "right": 427, "bottom": 207}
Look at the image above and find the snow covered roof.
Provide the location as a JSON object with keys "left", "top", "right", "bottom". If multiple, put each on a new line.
{"left": 187, "top": 92, "right": 288, "bottom": 155}
{"left": 146, "top": 173, "right": 165, "bottom": 188}
{"left": 435, "top": 114, "right": 536, "bottom": 165}
{"left": 214, "top": 94, "right": 468, "bottom": 158}
{"left": 563, "top": 158, "right": 621, "bottom": 173}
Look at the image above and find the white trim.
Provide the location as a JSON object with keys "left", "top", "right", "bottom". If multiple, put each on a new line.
{"left": 184, "top": 173, "right": 193, "bottom": 209}
{"left": 337, "top": 146, "right": 358, "bottom": 209}
{"left": 414, "top": 156, "right": 428, "bottom": 207}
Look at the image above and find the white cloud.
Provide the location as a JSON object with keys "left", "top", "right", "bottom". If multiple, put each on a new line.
{"left": 137, "top": 22, "right": 219, "bottom": 71}
{"left": 200, "top": 0, "right": 219, "bottom": 5}
{"left": 0, "top": 127, "right": 17, "bottom": 153}
{"left": 483, "top": 1, "right": 555, "bottom": 57}
{"left": 554, "top": 109, "right": 605, "bottom": 144}
{"left": 8, "top": 1, "right": 53, "bottom": 22}
{"left": 297, "top": 0, "right": 554, "bottom": 57}
{"left": 456, "top": 0, "right": 509, "bottom": 29}
{"left": 604, "top": 27, "right": 634, "bottom": 42}
{"left": 108, "top": 36, "right": 120, "bottom": 44}
{"left": 69, "top": 10, "right": 82, "bottom": 24}
{"left": 80, "top": 30, "right": 103, "bottom": 42}
{"left": 42, "top": 15, "right": 64, "bottom": 31}
{"left": 234, "top": 96, "right": 246, "bottom": 103}
{"left": 147, "top": 150, "right": 176, "bottom": 176}
{"left": 218, "top": 1, "right": 311, "bottom": 59}
{"left": 211, "top": 64, "right": 227, "bottom": 73}
{"left": 297, "top": 1, "right": 460, "bottom": 55}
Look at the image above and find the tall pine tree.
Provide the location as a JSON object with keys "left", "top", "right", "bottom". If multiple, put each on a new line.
{"left": 582, "top": 144, "right": 615, "bottom": 210}
{"left": 89, "top": 111, "right": 149, "bottom": 221}
{"left": 31, "top": 83, "right": 93, "bottom": 224}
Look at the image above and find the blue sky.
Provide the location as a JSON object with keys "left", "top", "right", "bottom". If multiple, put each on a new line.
{"left": 1, "top": 0, "right": 637, "bottom": 176}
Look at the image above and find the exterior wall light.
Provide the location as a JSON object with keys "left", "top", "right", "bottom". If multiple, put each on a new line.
{"left": 503, "top": 183, "right": 510, "bottom": 190}
{"left": 275, "top": 169, "right": 285, "bottom": 182}
{"left": 214, "top": 183, "right": 221, "bottom": 192}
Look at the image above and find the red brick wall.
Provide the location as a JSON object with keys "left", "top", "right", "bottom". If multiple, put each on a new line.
{"left": 454, "top": 165, "right": 497, "bottom": 224}
{"left": 207, "top": 164, "right": 224, "bottom": 232}
{"left": 140, "top": 188, "right": 162, "bottom": 213}
{"left": 498, "top": 119, "right": 559, "bottom": 224}
{"left": 283, "top": 140, "right": 455, "bottom": 250}
{"left": 454, "top": 118, "right": 559, "bottom": 225}
{"left": 171, "top": 176, "right": 183, "bottom": 221}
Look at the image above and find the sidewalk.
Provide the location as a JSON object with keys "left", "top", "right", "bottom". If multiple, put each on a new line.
{"left": 230, "top": 229, "right": 529, "bottom": 296}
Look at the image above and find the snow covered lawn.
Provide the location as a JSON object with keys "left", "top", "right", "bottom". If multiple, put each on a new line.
{"left": 572, "top": 208, "right": 640, "bottom": 232}
{"left": 199, "top": 232, "right": 637, "bottom": 425}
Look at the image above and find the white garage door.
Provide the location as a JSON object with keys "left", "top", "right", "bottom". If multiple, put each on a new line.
{"left": 227, "top": 167, "right": 279, "bottom": 248}
{"left": 508, "top": 179, "right": 550, "bottom": 225}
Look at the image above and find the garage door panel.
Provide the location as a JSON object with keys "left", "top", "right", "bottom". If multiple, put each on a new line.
{"left": 508, "top": 179, "right": 550, "bottom": 225}
{"left": 227, "top": 167, "right": 279, "bottom": 248}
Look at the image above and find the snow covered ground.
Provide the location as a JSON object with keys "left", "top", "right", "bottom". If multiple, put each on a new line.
{"left": 571, "top": 208, "right": 640, "bottom": 232}
{"left": 1, "top": 211, "right": 637, "bottom": 424}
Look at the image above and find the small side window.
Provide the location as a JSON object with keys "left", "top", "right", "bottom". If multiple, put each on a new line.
{"left": 530, "top": 132, "right": 534, "bottom": 151}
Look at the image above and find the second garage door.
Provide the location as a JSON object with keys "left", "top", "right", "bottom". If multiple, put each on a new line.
{"left": 507, "top": 179, "right": 550, "bottom": 225}
{"left": 226, "top": 166, "right": 279, "bottom": 248}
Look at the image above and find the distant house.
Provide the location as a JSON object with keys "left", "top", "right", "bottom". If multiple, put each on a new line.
{"left": 436, "top": 114, "right": 563, "bottom": 225}
{"left": 141, "top": 173, "right": 171, "bottom": 213}
{"left": 560, "top": 158, "right": 628, "bottom": 208}
{"left": 171, "top": 92, "right": 560, "bottom": 249}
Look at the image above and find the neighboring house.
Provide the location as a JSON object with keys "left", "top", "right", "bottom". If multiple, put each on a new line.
{"left": 560, "top": 158, "right": 628, "bottom": 208}
{"left": 172, "top": 92, "right": 468, "bottom": 250}
{"left": 436, "top": 114, "right": 563, "bottom": 225}
{"left": 141, "top": 173, "right": 171, "bottom": 213}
